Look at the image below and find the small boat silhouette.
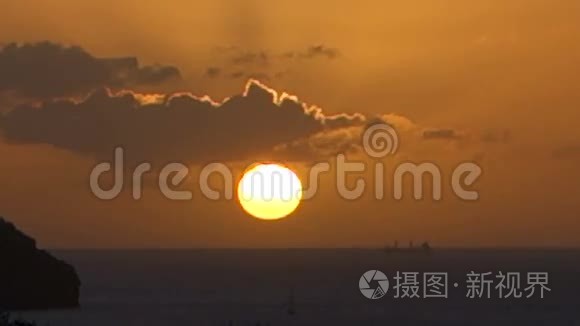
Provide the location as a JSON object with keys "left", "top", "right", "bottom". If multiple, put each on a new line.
{"left": 384, "top": 241, "right": 432, "bottom": 254}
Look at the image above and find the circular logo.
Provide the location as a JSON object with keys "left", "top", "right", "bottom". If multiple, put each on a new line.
{"left": 362, "top": 123, "right": 399, "bottom": 158}
{"left": 359, "top": 270, "right": 389, "bottom": 299}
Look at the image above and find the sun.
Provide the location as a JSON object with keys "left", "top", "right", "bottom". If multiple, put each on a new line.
{"left": 237, "top": 163, "right": 303, "bottom": 220}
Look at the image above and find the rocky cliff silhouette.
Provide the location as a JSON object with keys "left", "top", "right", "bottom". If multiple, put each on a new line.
{"left": 0, "top": 217, "right": 80, "bottom": 310}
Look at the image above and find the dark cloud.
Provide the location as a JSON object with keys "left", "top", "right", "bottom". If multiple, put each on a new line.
{"left": 305, "top": 45, "right": 339, "bottom": 59}
{"left": 422, "top": 128, "right": 463, "bottom": 140}
{"left": 205, "top": 45, "right": 340, "bottom": 81}
{"left": 273, "top": 127, "right": 361, "bottom": 161}
{"left": 0, "top": 42, "right": 180, "bottom": 99}
{"left": 0, "top": 80, "right": 363, "bottom": 165}
{"left": 204, "top": 67, "right": 221, "bottom": 78}
{"left": 272, "top": 115, "right": 412, "bottom": 161}
{"left": 285, "top": 45, "right": 340, "bottom": 60}
{"left": 225, "top": 45, "right": 339, "bottom": 64}
{"left": 125, "top": 64, "right": 180, "bottom": 85}
{"left": 231, "top": 51, "right": 269, "bottom": 66}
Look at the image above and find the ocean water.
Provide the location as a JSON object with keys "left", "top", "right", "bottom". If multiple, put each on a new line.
{"left": 15, "top": 249, "right": 580, "bottom": 326}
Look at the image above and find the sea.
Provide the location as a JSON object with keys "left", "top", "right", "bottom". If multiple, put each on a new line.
{"left": 14, "top": 249, "right": 580, "bottom": 326}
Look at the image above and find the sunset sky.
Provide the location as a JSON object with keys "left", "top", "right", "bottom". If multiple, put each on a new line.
{"left": 0, "top": 0, "right": 579, "bottom": 248}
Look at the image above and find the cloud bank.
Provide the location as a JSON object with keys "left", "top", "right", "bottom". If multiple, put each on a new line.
{"left": 0, "top": 41, "right": 505, "bottom": 166}
{"left": 0, "top": 42, "right": 180, "bottom": 98}
{"left": 0, "top": 80, "right": 364, "bottom": 165}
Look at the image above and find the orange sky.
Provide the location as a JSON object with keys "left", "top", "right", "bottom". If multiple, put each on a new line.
{"left": 0, "top": 0, "right": 579, "bottom": 248}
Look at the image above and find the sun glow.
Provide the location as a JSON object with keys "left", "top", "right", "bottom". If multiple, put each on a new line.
{"left": 237, "top": 163, "right": 302, "bottom": 220}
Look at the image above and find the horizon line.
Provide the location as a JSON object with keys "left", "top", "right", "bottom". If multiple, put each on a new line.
{"left": 47, "top": 246, "right": 580, "bottom": 251}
